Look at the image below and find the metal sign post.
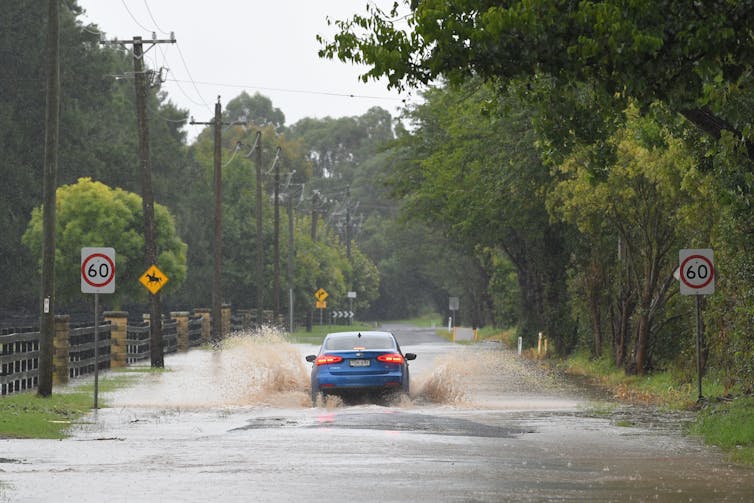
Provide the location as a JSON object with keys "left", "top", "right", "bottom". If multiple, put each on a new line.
{"left": 314, "top": 289, "right": 328, "bottom": 327}
{"left": 347, "top": 291, "right": 356, "bottom": 326}
{"left": 679, "top": 249, "right": 715, "bottom": 402}
{"left": 448, "top": 297, "right": 459, "bottom": 330}
{"left": 81, "top": 247, "right": 116, "bottom": 409}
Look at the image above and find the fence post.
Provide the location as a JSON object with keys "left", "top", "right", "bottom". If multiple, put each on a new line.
{"left": 194, "top": 308, "right": 211, "bottom": 344}
{"left": 104, "top": 311, "right": 128, "bottom": 369}
{"left": 171, "top": 311, "right": 190, "bottom": 351}
{"left": 53, "top": 315, "right": 70, "bottom": 385}
{"left": 222, "top": 304, "right": 231, "bottom": 335}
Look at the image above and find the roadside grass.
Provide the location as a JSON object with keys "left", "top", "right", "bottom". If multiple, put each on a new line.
{"left": 394, "top": 313, "right": 446, "bottom": 328}
{"left": 479, "top": 326, "right": 517, "bottom": 344}
{"left": 0, "top": 366, "right": 162, "bottom": 439}
{"left": 559, "top": 350, "right": 754, "bottom": 465}
{"left": 0, "top": 390, "right": 92, "bottom": 439}
{"left": 690, "top": 396, "right": 754, "bottom": 465}
{"left": 561, "top": 350, "right": 724, "bottom": 409}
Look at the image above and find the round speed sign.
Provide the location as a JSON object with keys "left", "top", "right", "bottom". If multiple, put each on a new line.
{"left": 679, "top": 248, "right": 714, "bottom": 296}
{"left": 81, "top": 247, "right": 116, "bottom": 294}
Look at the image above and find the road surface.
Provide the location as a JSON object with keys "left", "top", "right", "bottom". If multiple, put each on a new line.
{"left": 1, "top": 324, "right": 752, "bottom": 502}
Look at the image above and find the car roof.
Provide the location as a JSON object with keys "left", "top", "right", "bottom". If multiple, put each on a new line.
{"left": 321, "top": 331, "right": 398, "bottom": 351}
{"left": 324, "top": 330, "right": 394, "bottom": 339}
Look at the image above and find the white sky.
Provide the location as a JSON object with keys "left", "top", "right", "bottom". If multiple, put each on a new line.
{"left": 76, "top": 1, "right": 416, "bottom": 139}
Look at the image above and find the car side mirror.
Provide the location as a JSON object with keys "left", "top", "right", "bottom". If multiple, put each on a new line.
{"left": 404, "top": 353, "right": 417, "bottom": 361}
{"left": 305, "top": 355, "right": 316, "bottom": 363}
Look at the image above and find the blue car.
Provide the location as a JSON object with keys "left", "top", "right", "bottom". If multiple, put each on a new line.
{"left": 305, "top": 331, "right": 417, "bottom": 404}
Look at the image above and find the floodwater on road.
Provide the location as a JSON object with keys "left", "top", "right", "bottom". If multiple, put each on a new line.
{"left": 1, "top": 325, "right": 753, "bottom": 502}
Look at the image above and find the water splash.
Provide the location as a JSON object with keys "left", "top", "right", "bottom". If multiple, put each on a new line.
{"left": 108, "top": 326, "right": 311, "bottom": 409}
{"left": 106, "top": 329, "right": 497, "bottom": 410}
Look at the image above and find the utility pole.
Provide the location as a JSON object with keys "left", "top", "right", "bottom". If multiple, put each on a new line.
{"left": 191, "top": 99, "right": 245, "bottom": 343}
{"left": 134, "top": 35, "right": 175, "bottom": 366}
{"left": 255, "top": 133, "right": 265, "bottom": 327}
{"left": 345, "top": 185, "right": 352, "bottom": 260}
{"left": 311, "top": 191, "right": 319, "bottom": 241}
{"left": 38, "top": 0, "right": 59, "bottom": 397}
{"left": 103, "top": 33, "right": 176, "bottom": 367}
{"left": 287, "top": 186, "right": 295, "bottom": 331}
{"left": 134, "top": 37, "right": 161, "bottom": 367}
{"left": 272, "top": 147, "right": 282, "bottom": 318}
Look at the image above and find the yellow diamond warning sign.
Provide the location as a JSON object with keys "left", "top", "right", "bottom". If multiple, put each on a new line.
{"left": 139, "top": 265, "right": 169, "bottom": 295}
{"left": 314, "top": 288, "right": 329, "bottom": 302}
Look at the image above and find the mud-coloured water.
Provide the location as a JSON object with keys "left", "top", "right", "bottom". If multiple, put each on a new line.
{"left": 1, "top": 325, "right": 753, "bottom": 502}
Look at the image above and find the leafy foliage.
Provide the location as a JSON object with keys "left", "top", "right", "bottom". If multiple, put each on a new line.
{"left": 22, "top": 178, "right": 187, "bottom": 307}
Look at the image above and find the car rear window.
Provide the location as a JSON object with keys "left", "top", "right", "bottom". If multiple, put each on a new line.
{"left": 324, "top": 333, "right": 395, "bottom": 351}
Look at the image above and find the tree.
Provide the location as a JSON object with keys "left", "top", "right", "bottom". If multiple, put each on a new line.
{"left": 288, "top": 107, "right": 394, "bottom": 181}
{"left": 320, "top": 1, "right": 754, "bottom": 158}
{"left": 549, "top": 106, "right": 715, "bottom": 374}
{"left": 387, "top": 80, "right": 573, "bottom": 346}
{"left": 224, "top": 91, "right": 286, "bottom": 132}
{"left": 22, "top": 178, "right": 187, "bottom": 308}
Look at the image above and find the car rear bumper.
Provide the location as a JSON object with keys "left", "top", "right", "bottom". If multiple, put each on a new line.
{"left": 316, "top": 372, "right": 405, "bottom": 391}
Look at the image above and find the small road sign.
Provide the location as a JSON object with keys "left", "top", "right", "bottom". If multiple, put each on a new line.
{"left": 81, "top": 248, "right": 116, "bottom": 294}
{"left": 316, "top": 300, "right": 327, "bottom": 309}
{"left": 314, "top": 288, "right": 329, "bottom": 302}
{"left": 449, "top": 297, "right": 460, "bottom": 311}
{"left": 679, "top": 249, "right": 715, "bottom": 295}
{"left": 139, "top": 264, "right": 169, "bottom": 295}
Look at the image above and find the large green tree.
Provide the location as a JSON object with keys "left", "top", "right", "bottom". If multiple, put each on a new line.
{"left": 550, "top": 107, "right": 715, "bottom": 373}
{"left": 320, "top": 1, "right": 754, "bottom": 157}
{"left": 22, "top": 178, "right": 187, "bottom": 308}
{"left": 387, "top": 81, "right": 572, "bottom": 345}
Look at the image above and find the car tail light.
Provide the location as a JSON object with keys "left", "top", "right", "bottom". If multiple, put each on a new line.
{"left": 377, "top": 353, "right": 404, "bottom": 364}
{"left": 315, "top": 354, "right": 343, "bottom": 366}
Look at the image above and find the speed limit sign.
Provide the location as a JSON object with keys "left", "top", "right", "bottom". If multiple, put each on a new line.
{"left": 679, "top": 249, "right": 714, "bottom": 296}
{"left": 81, "top": 247, "right": 116, "bottom": 294}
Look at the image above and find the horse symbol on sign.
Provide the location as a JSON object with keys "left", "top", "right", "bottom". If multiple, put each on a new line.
{"left": 139, "top": 265, "right": 169, "bottom": 295}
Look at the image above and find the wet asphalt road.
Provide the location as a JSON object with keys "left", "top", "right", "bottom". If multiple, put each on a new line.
{"left": 1, "top": 324, "right": 754, "bottom": 502}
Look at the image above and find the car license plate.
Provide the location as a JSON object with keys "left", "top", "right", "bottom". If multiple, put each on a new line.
{"left": 350, "top": 359, "right": 371, "bottom": 367}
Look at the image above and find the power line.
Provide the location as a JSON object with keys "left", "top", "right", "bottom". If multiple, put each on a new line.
{"left": 119, "top": 0, "right": 152, "bottom": 33}
{"left": 157, "top": 44, "right": 210, "bottom": 110}
{"left": 173, "top": 43, "right": 213, "bottom": 113}
{"left": 165, "top": 78, "right": 405, "bottom": 102}
{"left": 143, "top": 0, "right": 170, "bottom": 36}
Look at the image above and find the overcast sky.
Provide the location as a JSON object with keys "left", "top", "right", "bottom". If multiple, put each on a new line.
{"left": 76, "top": 1, "right": 416, "bottom": 138}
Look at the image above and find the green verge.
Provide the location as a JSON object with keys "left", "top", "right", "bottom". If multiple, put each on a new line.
{"left": 0, "top": 367, "right": 160, "bottom": 439}
{"left": 559, "top": 350, "right": 754, "bottom": 465}
{"left": 0, "top": 390, "right": 92, "bottom": 439}
{"left": 690, "top": 397, "right": 754, "bottom": 465}
{"left": 560, "top": 350, "right": 726, "bottom": 409}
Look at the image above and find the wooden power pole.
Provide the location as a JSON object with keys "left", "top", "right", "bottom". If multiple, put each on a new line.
{"left": 191, "top": 100, "right": 246, "bottom": 342}
{"left": 272, "top": 147, "right": 282, "bottom": 318}
{"left": 38, "top": 0, "right": 60, "bottom": 397}
{"left": 105, "top": 34, "right": 176, "bottom": 367}
{"left": 255, "top": 132, "right": 264, "bottom": 326}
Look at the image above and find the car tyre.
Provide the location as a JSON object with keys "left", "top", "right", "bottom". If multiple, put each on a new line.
{"left": 311, "top": 383, "right": 321, "bottom": 407}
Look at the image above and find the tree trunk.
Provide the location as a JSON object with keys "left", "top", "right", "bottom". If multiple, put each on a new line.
{"left": 588, "top": 294, "right": 602, "bottom": 357}
{"left": 613, "top": 291, "right": 633, "bottom": 368}
{"left": 634, "top": 308, "right": 650, "bottom": 375}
